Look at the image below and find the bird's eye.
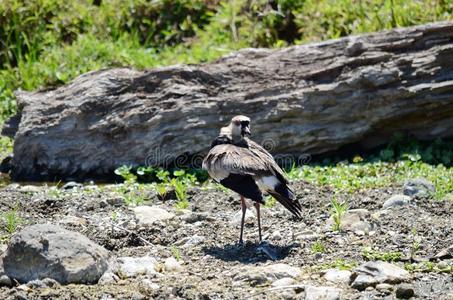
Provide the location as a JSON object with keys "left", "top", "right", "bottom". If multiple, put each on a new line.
{"left": 234, "top": 120, "right": 241, "bottom": 126}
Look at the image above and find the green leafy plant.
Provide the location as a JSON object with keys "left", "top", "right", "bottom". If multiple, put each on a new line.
{"left": 2, "top": 206, "right": 23, "bottom": 235}
{"left": 170, "top": 245, "right": 182, "bottom": 261}
{"left": 114, "top": 165, "right": 137, "bottom": 183}
{"left": 362, "top": 248, "right": 403, "bottom": 262}
{"left": 156, "top": 183, "right": 168, "bottom": 200}
{"left": 171, "top": 178, "right": 189, "bottom": 209}
{"left": 311, "top": 240, "right": 326, "bottom": 254}
{"left": 122, "top": 191, "right": 145, "bottom": 206}
{"left": 330, "top": 197, "right": 348, "bottom": 232}
{"left": 317, "top": 258, "right": 358, "bottom": 271}
{"left": 409, "top": 227, "right": 420, "bottom": 261}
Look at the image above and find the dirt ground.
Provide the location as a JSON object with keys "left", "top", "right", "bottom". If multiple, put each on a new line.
{"left": 0, "top": 180, "right": 451, "bottom": 299}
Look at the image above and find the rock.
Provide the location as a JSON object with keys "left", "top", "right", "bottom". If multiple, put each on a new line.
{"left": 326, "top": 209, "right": 375, "bottom": 232}
{"left": 376, "top": 283, "right": 394, "bottom": 292}
{"left": 403, "top": 178, "right": 435, "bottom": 198}
{"left": 133, "top": 206, "right": 175, "bottom": 227}
{"left": 395, "top": 283, "right": 415, "bottom": 299}
{"left": 5, "top": 23, "right": 453, "bottom": 181}
{"left": 432, "top": 245, "right": 453, "bottom": 260}
{"left": 140, "top": 279, "right": 160, "bottom": 291}
{"left": 98, "top": 271, "right": 119, "bottom": 285}
{"left": 270, "top": 231, "right": 283, "bottom": 241}
{"left": 0, "top": 275, "right": 12, "bottom": 287}
{"left": 115, "top": 256, "right": 157, "bottom": 278}
{"left": 62, "top": 181, "right": 83, "bottom": 190}
{"left": 234, "top": 263, "right": 301, "bottom": 286}
{"left": 351, "top": 261, "right": 410, "bottom": 290}
{"left": 230, "top": 209, "right": 256, "bottom": 226}
{"left": 3, "top": 224, "right": 109, "bottom": 284}
{"left": 175, "top": 235, "right": 205, "bottom": 248}
{"left": 58, "top": 215, "right": 87, "bottom": 227}
{"left": 304, "top": 285, "right": 341, "bottom": 300}
{"left": 271, "top": 277, "right": 295, "bottom": 287}
{"left": 164, "top": 257, "right": 183, "bottom": 273}
{"left": 383, "top": 195, "right": 411, "bottom": 209}
{"left": 181, "top": 212, "right": 213, "bottom": 223}
{"left": 26, "top": 278, "right": 60, "bottom": 288}
{"left": 323, "top": 269, "right": 352, "bottom": 284}
{"left": 19, "top": 185, "right": 42, "bottom": 193}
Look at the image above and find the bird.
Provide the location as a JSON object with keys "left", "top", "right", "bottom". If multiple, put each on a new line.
{"left": 202, "top": 115, "right": 302, "bottom": 244}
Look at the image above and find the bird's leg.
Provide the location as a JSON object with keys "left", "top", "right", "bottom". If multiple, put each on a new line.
{"left": 254, "top": 202, "right": 262, "bottom": 242}
{"left": 239, "top": 196, "right": 246, "bottom": 244}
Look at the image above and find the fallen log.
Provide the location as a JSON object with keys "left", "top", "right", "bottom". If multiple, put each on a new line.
{"left": 3, "top": 22, "right": 453, "bottom": 181}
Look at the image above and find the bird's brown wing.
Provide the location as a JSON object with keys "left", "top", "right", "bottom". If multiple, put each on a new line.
{"left": 246, "top": 138, "right": 289, "bottom": 184}
{"left": 202, "top": 143, "right": 273, "bottom": 179}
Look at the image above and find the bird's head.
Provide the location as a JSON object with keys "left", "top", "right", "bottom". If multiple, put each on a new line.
{"left": 230, "top": 115, "right": 251, "bottom": 138}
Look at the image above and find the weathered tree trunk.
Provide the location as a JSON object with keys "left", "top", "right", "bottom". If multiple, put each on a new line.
{"left": 3, "top": 22, "right": 453, "bottom": 181}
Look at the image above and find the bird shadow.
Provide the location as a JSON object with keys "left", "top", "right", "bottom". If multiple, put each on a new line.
{"left": 202, "top": 241, "right": 299, "bottom": 264}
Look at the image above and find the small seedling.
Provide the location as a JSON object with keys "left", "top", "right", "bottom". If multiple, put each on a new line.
{"left": 2, "top": 206, "right": 22, "bottom": 235}
{"left": 330, "top": 197, "right": 348, "bottom": 232}
{"left": 122, "top": 191, "right": 145, "bottom": 206}
{"left": 409, "top": 227, "right": 420, "bottom": 261}
{"left": 311, "top": 240, "right": 326, "bottom": 254}
{"left": 156, "top": 168, "right": 170, "bottom": 183}
{"left": 114, "top": 165, "right": 137, "bottom": 183}
{"left": 156, "top": 183, "right": 167, "bottom": 200}
{"left": 170, "top": 245, "right": 181, "bottom": 261}
{"left": 318, "top": 258, "right": 358, "bottom": 271}
{"left": 171, "top": 178, "right": 189, "bottom": 209}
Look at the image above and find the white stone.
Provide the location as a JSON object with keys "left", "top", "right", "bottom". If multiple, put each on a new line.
{"left": 305, "top": 285, "right": 341, "bottom": 300}
{"left": 271, "top": 277, "right": 295, "bottom": 287}
{"left": 164, "top": 257, "right": 183, "bottom": 272}
{"left": 323, "top": 269, "right": 351, "bottom": 284}
{"left": 133, "top": 206, "right": 175, "bottom": 227}
{"left": 383, "top": 194, "right": 411, "bottom": 209}
{"left": 115, "top": 256, "right": 157, "bottom": 278}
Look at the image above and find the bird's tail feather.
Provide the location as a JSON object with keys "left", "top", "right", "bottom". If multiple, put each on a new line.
{"left": 268, "top": 190, "right": 302, "bottom": 220}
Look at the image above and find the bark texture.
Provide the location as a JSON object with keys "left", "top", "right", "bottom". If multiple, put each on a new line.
{"left": 3, "top": 22, "right": 453, "bottom": 181}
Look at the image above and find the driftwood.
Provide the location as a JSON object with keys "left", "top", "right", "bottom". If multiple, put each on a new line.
{"left": 2, "top": 22, "right": 453, "bottom": 181}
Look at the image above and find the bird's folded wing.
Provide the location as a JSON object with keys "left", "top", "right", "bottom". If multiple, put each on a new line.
{"left": 203, "top": 144, "right": 272, "bottom": 177}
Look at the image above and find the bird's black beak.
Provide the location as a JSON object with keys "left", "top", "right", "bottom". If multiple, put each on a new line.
{"left": 241, "top": 125, "right": 251, "bottom": 136}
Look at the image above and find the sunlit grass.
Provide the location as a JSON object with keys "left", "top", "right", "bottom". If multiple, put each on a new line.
{"left": 287, "top": 160, "right": 452, "bottom": 199}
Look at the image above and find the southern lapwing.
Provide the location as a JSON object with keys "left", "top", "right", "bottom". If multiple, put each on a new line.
{"left": 202, "top": 115, "right": 302, "bottom": 243}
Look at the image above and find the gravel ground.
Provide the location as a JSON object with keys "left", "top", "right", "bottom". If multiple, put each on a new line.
{"left": 0, "top": 180, "right": 451, "bottom": 299}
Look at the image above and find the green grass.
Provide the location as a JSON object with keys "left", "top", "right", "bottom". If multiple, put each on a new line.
{"left": 317, "top": 258, "right": 358, "bottom": 271}
{"left": 0, "top": 0, "right": 452, "bottom": 120}
{"left": 311, "top": 240, "right": 326, "bottom": 254}
{"left": 330, "top": 197, "right": 348, "bottom": 232}
{"left": 362, "top": 248, "right": 403, "bottom": 262}
{"left": 1, "top": 205, "right": 23, "bottom": 237}
{"left": 288, "top": 159, "right": 452, "bottom": 200}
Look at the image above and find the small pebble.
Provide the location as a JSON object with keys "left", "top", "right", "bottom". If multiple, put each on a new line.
{"left": 396, "top": 283, "right": 415, "bottom": 299}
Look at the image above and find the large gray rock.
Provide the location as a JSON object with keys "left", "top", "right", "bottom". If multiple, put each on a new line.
{"left": 403, "top": 178, "right": 436, "bottom": 198}
{"left": 3, "top": 22, "right": 453, "bottom": 181}
{"left": 350, "top": 261, "right": 410, "bottom": 290}
{"left": 2, "top": 224, "right": 109, "bottom": 284}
